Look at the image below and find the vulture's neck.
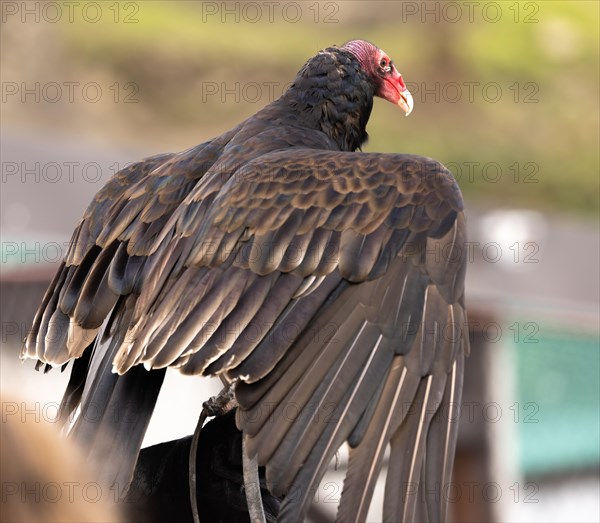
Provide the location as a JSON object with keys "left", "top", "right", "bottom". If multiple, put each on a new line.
{"left": 281, "top": 49, "right": 374, "bottom": 152}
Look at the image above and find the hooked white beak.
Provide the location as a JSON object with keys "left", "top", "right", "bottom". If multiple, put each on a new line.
{"left": 398, "top": 89, "right": 414, "bottom": 116}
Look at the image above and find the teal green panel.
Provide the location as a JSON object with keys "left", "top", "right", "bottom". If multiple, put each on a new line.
{"left": 512, "top": 326, "right": 600, "bottom": 476}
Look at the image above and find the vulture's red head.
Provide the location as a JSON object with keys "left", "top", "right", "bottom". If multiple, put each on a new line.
{"left": 283, "top": 40, "right": 413, "bottom": 151}
{"left": 343, "top": 40, "right": 414, "bottom": 116}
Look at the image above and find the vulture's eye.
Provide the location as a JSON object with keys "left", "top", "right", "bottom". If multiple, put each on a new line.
{"left": 379, "top": 58, "right": 391, "bottom": 72}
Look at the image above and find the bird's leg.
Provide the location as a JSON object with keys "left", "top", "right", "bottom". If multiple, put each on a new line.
{"left": 217, "top": 378, "right": 266, "bottom": 523}
{"left": 189, "top": 384, "right": 238, "bottom": 523}
{"left": 189, "top": 384, "right": 266, "bottom": 523}
{"left": 242, "top": 434, "right": 267, "bottom": 523}
{"left": 203, "top": 384, "right": 266, "bottom": 523}
{"left": 202, "top": 383, "right": 238, "bottom": 416}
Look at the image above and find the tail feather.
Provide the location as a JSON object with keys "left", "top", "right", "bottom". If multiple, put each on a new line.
{"left": 425, "top": 354, "right": 464, "bottom": 522}
{"left": 66, "top": 296, "right": 166, "bottom": 497}
{"left": 57, "top": 348, "right": 93, "bottom": 427}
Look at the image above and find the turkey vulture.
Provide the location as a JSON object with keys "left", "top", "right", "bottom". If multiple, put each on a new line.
{"left": 23, "top": 39, "right": 469, "bottom": 522}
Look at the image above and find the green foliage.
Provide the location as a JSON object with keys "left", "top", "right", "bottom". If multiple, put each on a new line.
{"left": 27, "top": 1, "right": 600, "bottom": 213}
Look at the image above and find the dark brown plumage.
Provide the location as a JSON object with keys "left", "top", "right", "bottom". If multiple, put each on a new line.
{"left": 23, "top": 40, "right": 469, "bottom": 522}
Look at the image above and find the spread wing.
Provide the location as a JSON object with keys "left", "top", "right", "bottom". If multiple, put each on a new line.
{"left": 22, "top": 135, "right": 237, "bottom": 367}
{"left": 107, "top": 148, "right": 469, "bottom": 522}
{"left": 20, "top": 133, "right": 247, "bottom": 489}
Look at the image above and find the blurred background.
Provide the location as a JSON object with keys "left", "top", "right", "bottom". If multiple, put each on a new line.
{"left": 1, "top": 1, "right": 598, "bottom": 522}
